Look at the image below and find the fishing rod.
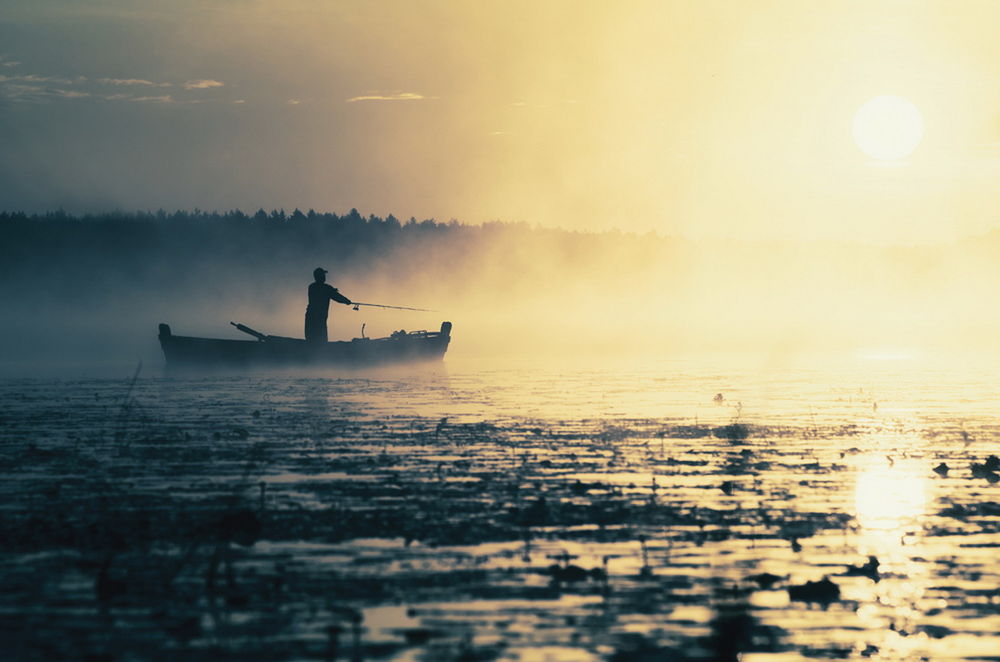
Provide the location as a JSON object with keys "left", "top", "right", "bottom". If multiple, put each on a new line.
{"left": 350, "top": 301, "right": 436, "bottom": 312}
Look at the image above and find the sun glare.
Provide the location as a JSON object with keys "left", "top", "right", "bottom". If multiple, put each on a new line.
{"left": 854, "top": 455, "right": 927, "bottom": 547}
{"left": 852, "top": 95, "right": 925, "bottom": 161}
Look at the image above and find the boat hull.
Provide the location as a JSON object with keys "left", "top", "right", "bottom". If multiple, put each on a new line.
{"left": 159, "top": 322, "right": 451, "bottom": 367}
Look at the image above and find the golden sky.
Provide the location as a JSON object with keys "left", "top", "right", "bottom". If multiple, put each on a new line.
{"left": 1, "top": 0, "right": 998, "bottom": 243}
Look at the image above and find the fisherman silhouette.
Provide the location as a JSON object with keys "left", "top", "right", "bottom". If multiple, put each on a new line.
{"left": 305, "top": 268, "right": 352, "bottom": 343}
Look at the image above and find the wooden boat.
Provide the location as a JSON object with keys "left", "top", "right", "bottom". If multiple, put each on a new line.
{"left": 158, "top": 321, "right": 451, "bottom": 367}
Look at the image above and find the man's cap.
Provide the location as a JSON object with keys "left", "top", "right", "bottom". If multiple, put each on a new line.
{"left": 313, "top": 267, "right": 327, "bottom": 279}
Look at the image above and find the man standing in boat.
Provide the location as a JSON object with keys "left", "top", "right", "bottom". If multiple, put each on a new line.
{"left": 305, "top": 267, "right": 352, "bottom": 343}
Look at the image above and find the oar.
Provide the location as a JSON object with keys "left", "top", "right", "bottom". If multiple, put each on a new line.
{"left": 230, "top": 321, "right": 268, "bottom": 341}
{"left": 350, "top": 302, "right": 436, "bottom": 312}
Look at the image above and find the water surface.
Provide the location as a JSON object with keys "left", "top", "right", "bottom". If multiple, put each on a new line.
{"left": 1, "top": 357, "right": 998, "bottom": 660}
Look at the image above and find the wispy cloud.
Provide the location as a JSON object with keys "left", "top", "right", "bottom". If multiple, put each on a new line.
{"left": 0, "top": 69, "right": 89, "bottom": 102}
{"left": 98, "top": 77, "right": 171, "bottom": 87}
{"left": 132, "top": 94, "right": 174, "bottom": 103}
{"left": 0, "top": 83, "right": 46, "bottom": 102}
{"left": 5, "top": 84, "right": 43, "bottom": 94}
{"left": 287, "top": 98, "right": 302, "bottom": 105}
{"left": 0, "top": 60, "right": 229, "bottom": 105}
{"left": 183, "top": 79, "right": 224, "bottom": 90}
{"left": 53, "top": 89, "right": 90, "bottom": 99}
{"left": 345, "top": 91, "right": 432, "bottom": 103}
{"left": 15, "top": 74, "right": 77, "bottom": 84}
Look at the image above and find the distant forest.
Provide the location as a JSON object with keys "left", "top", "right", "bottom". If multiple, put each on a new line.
{"left": 4, "top": 208, "right": 1000, "bottom": 361}
{"left": 0, "top": 208, "right": 669, "bottom": 307}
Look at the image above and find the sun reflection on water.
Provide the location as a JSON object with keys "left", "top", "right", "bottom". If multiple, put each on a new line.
{"left": 851, "top": 451, "right": 932, "bottom": 656}
{"left": 854, "top": 454, "right": 927, "bottom": 544}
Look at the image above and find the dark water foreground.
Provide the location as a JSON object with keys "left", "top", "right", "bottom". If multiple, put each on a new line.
{"left": 1, "top": 364, "right": 999, "bottom": 661}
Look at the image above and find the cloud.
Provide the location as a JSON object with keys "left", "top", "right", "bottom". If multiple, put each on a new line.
{"left": 287, "top": 98, "right": 302, "bottom": 105}
{"left": 345, "top": 92, "right": 432, "bottom": 103}
{"left": 0, "top": 57, "right": 20, "bottom": 68}
{"left": 131, "top": 94, "right": 174, "bottom": 103}
{"left": 183, "top": 79, "right": 224, "bottom": 90}
{"left": 98, "top": 77, "right": 171, "bottom": 87}
{"left": 16, "top": 74, "right": 76, "bottom": 84}
{"left": 5, "top": 84, "right": 43, "bottom": 94}
{"left": 0, "top": 83, "right": 46, "bottom": 101}
{"left": 0, "top": 70, "right": 89, "bottom": 102}
{"left": 53, "top": 89, "right": 90, "bottom": 98}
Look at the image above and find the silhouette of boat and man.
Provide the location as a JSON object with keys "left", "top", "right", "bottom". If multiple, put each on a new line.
{"left": 158, "top": 268, "right": 451, "bottom": 367}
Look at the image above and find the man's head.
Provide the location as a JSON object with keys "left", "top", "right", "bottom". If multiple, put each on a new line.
{"left": 313, "top": 267, "right": 327, "bottom": 283}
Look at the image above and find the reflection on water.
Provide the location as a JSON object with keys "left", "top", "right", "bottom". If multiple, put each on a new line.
{"left": 852, "top": 452, "right": 931, "bottom": 660}
{"left": 854, "top": 455, "right": 927, "bottom": 536}
{"left": 1, "top": 358, "right": 999, "bottom": 660}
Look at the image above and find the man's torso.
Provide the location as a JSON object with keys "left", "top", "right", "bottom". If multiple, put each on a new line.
{"left": 306, "top": 282, "right": 335, "bottom": 317}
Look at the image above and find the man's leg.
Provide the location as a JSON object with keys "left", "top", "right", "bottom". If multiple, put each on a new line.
{"left": 305, "top": 316, "right": 327, "bottom": 343}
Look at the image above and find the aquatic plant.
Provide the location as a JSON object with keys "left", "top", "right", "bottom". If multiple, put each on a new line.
{"left": 971, "top": 454, "right": 1000, "bottom": 482}
{"left": 787, "top": 577, "right": 840, "bottom": 605}
{"left": 841, "top": 555, "right": 880, "bottom": 582}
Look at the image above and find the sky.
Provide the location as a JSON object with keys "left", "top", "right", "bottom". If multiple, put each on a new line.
{"left": 1, "top": 0, "right": 999, "bottom": 243}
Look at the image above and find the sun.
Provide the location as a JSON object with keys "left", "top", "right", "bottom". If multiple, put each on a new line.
{"left": 852, "top": 95, "right": 925, "bottom": 161}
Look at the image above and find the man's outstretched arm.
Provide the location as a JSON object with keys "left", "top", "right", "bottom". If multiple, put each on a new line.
{"left": 330, "top": 287, "right": 352, "bottom": 305}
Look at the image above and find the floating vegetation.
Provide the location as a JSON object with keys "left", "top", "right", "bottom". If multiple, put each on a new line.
{"left": 713, "top": 423, "right": 750, "bottom": 442}
{"left": 787, "top": 577, "right": 841, "bottom": 605}
{"left": 971, "top": 454, "right": 1000, "bottom": 482}
{"left": 0, "top": 371, "right": 998, "bottom": 660}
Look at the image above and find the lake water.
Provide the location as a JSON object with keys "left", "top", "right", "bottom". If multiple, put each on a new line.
{"left": 1, "top": 356, "right": 999, "bottom": 661}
